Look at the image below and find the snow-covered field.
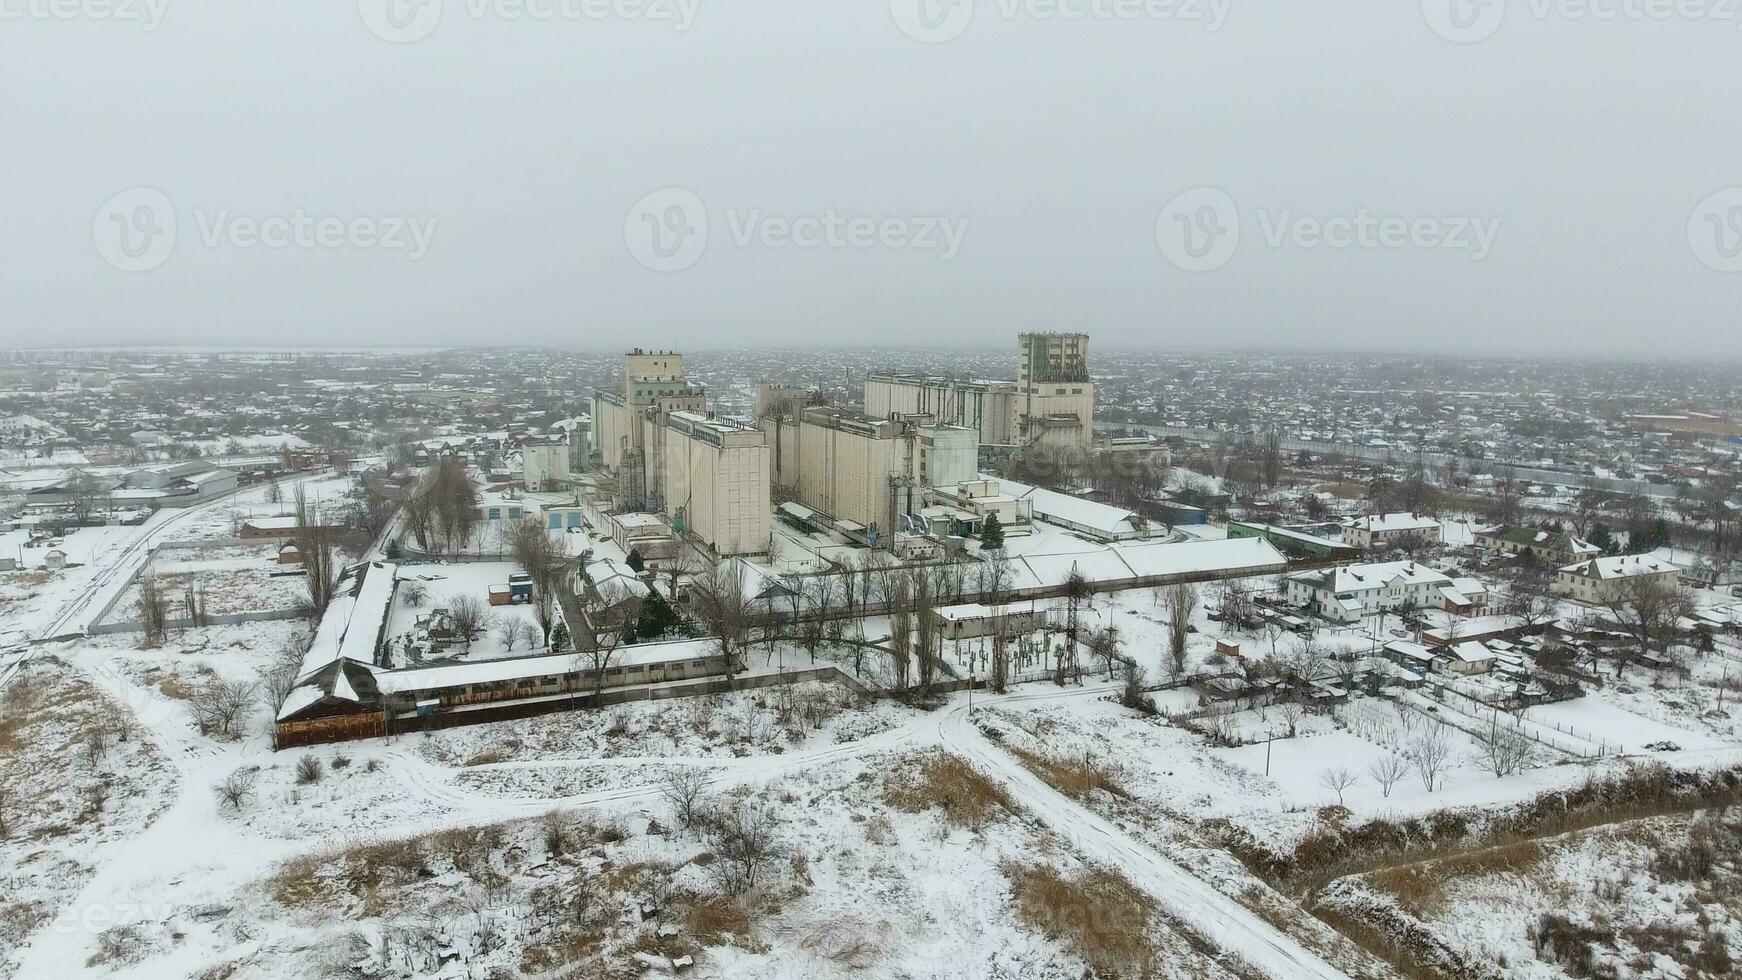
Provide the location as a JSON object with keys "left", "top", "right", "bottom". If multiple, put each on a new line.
{"left": 6, "top": 511, "right": 1742, "bottom": 980}
{"left": 102, "top": 542, "right": 310, "bottom": 624}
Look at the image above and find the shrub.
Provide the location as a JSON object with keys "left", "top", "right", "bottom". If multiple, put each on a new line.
{"left": 294, "top": 755, "right": 322, "bottom": 785}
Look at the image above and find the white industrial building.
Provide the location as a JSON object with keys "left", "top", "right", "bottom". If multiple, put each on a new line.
{"left": 863, "top": 333, "right": 1096, "bottom": 450}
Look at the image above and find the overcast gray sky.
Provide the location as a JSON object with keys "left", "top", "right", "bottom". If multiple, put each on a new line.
{"left": 2, "top": 1, "right": 1739, "bottom": 355}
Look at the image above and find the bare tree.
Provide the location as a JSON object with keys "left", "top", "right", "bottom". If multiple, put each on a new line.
{"left": 65, "top": 468, "right": 111, "bottom": 525}
{"left": 192, "top": 679, "right": 257, "bottom": 739}
{"left": 1475, "top": 720, "right": 1532, "bottom": 778}
{"left": 576, "top": 583, "right": 639, "bottom": 703}
{"left": 508, "top": 517, "right": 563, "bottom": 645}
{"left": 295, "top": 483, "right": 341, "bottom": 616}
{"left": 1367, "top": 754, "right": 1411, "bottom": 798}
{"left": 1601, "top": 578, "right": 1695, "bottom": 678}
{"left": 664, "top": 548, "right": 704, "bottom": 601}
{"left": 989, "top": 614, "right": 1011, "bottom": 693}
{"left": 1087, "top": 626, "right": 1123, "bottom": 680}
{"left": 1120, "top": 660, "right": 1154, "bottom": 714}
{"left": 691, "top": 560, "right": 752, "bottom": 678}
{"left": 1277, "top": 700, "right": 1305, "bottom": 738}
{"left": 214, "top": 768, "right": 259, "bottom": 811}
{"left": 1405, "top": 724, "right": 1454, "bottom": 792}
{"left": 1262, "top": 427, "right": 1283, "bottom": 488}
{"left": 181, "top": 579, "right": 208, "bottom": 629}
{"left": 913, "top": 569, "right": 940, "bottom": 695}
{"left": 1163, "top": 582, "right": 1197, "bottom": 674}
{"left": 660, "top": 767, "right": 710, "bottom": 832}
{"left": 495, "top": 617, "right": 537, "bottom": 652}
{"left": 887, "top": 572, "right": 914, "bottom": 689}
{"left": 1319, "top": 766, "right": 1359, "bottom": 806}
{"left": 448, "top": 594, "right": 490, "bottom": 651}
{"left": 703, "top": 798, "right": 782, "bottom": 896}
{"left": 137, "top": 573, "right": 170, "bottom": 646}
{"left": 798, "top": 575, "right": 838, "bottom": 665}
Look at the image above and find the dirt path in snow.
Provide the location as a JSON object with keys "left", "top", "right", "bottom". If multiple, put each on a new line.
{"left": 932, "top": 685, "right": 1357, "bottom": 980}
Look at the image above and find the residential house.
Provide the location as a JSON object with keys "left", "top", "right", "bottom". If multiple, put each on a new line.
{"left": 1476, "top": 525, "right": 1601, "bottom": 565}
{"left": 1341, "top": 513, "right": 1442, "bottom": 551}
{"left": 1552, "top": 554, "right": 1682, "bottom": 603}
{"left": 1284, "top": 560, "right": 1455, "bottom": 623}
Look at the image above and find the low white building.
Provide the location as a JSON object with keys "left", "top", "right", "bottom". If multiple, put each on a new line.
{"left": 521, "top": 437, "right": 571, "bottom": 492}
{"left": 1342, "top": 513, "right": 1442, "bottom": 551}
{"left": 1552, "top": 554, "right": 1681, "bottom": 603}
{"left": 1285, "top": 560, "right": 1455, "bottom": 623}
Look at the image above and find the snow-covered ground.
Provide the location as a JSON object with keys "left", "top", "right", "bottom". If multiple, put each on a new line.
{"left": 1326, "top": 809, "right": 1742, "bottom": 979}
{"left": 7, "top": 510, "right": 1742, "bottom": 980}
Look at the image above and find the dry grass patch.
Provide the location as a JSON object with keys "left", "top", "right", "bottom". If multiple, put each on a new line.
{"left": 1008, "top": 745, "right": 1129, "bottom": 802}
{"left": 1003, "top": 861, "right": 1157, "bottom": 978}
{"left": 1368, "top": 839, "right": 1543, "bottom": 914}
{"left": 462, "top": 747, "right": 509, "bottom": 767}
{"left": 883, "top": 750, "right": 1014, "bottom": 830}
{"left": 154, "top": 665, "right": 218, "bottom": 702}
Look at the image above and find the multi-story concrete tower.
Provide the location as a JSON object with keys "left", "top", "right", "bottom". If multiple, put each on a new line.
{"left": 1017, "top": 332, "right": 1089, "bottom": 387}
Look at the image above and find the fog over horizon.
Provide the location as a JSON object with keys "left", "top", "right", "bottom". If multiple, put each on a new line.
{"left": 4, "top": 2, "right": 1740, "bottom": 356}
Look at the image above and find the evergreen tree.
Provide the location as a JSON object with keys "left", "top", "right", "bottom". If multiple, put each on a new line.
{"left": 625, "top": 548, "right": 645, "bottom": 573}
{"left": 980, "top": 513, "right": 1005, "bottom": 550}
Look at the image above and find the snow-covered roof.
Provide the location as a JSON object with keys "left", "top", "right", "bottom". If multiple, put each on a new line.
{"left": 372, "top": 637, "right": 721, "bottom": 695}
{"left": 1556, "top": 554, "right": 1681, "bottom": 580}
{"left": 1112, "top": 537, "right": 1288, "bottom": 581}
{"left": 1288, "top": 560, "right": 1452, "bottom": 594}
{"left": 1344, "top": 513, "right": 1442, "bottom": 534}
{"left": 994, "top": 477, "right": 1143, "bottom": 537}
{"left": 294, "top": 562, "right": 398, "bottom": 681}
{"left": 1449, "top": 640, "right": 1497, "bottom": 664}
